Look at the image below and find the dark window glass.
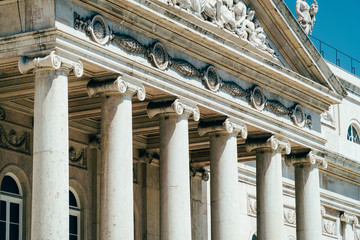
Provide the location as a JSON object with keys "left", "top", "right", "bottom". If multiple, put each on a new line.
{"left": 10, "top": 203, "right": 19, "bottom": 224}
{"left": 0, "top": 221, "right": 5, "bottom": 240}
{"left": 69, "top": 235, "right": 77, "bottom": 240}
{"left": 1, "top": 176, "right": 19, "bottom": 195}
{"left": 9, "top": 224, "right": 19, "bottom": 240}
{"left": 69, "top": 191, "right": 77, "bottom": 207}
{"left": 347, "top": 125, "right": 360, "bottom": 144}
{"left": 0, "top": 201, "right": 5, "bottom": 221}
{"left": 69, "top": 215, "right": 78, "bottom": 234}
{"left": 252, "top": 234, "right": 257, "bottom": 240}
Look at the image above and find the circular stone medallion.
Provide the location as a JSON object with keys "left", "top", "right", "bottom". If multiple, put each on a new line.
{"left": 290, "top": 104, "right": 305, "bottom": 127}
{"left": 149, "top": 42, "right": 169, "bottom": 70}
{"left": 203, "top": 66, "right": 221, "bottom": 92}
{"left": 90, "top": 15, "right": 110, "bottom": 45}
{"left": 250, "top": 86, "right": 266, "bottom": 111}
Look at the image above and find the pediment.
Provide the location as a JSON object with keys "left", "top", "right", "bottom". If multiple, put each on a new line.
{"left": 135, "top": 0, "right": 346, "bottom": 98}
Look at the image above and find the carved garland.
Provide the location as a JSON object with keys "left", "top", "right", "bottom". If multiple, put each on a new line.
{"left": 74, "top": 13, "right": 312, "bottom": 129}
{"left": 0, "top": 125, "right": 30, "bottom": 155}
{"left": 69, "top": 146, "right": 87, "bottom": 169}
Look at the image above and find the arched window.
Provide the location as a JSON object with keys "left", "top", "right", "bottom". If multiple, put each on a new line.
{"left": 251, "top": 234, "right": 257, "bottom": 240}
{"left": 69, "top": 189, "right": 80, "bottom": 240}
{"left": 0, "top": 174, "right": 23, "bottom": 240}
{"left": 347, "top": 124, "right": 360, "bottom": 144}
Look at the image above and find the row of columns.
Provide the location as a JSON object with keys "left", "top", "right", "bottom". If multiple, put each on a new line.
{"left": 19, "top": 52, "right": 328, "bottom": 240}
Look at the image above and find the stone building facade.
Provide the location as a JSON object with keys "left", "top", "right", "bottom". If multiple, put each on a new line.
{"left": 0, "top": 0, "right": 359, "bottom": 239}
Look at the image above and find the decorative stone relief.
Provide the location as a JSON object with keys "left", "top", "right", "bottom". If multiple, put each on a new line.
{"left": 74, "top": 13, "right": 312, "bottom": 129}
{"left": 69, "top": 142, "right": 87, "bottom": 169}
{"left": 284, "top": 207, "right": 296, "bottom": 227}
{"left": 321, "top": 205, "right": 338, "bottom": 238}
{"left": 0, "top": 110, "right": 30, "bottom": 155}
{"left": 247, "top": 195, "right": 257, "bottom": 217}
{"left": 162, "top": 0, "right": 276, "bottom": 57}
{"left": 0, "top": 125, "right": 30, "bottom": 155}
{"left": 295, "top": 0, "right": 318, "bottom": 35}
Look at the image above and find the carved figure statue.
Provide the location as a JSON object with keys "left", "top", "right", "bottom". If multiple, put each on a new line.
{"left": 202, "top": 0, "right": 218, "bottom": 22}
{"left": 169, "top": 0, "right": 204, "bottom": 16}
{"left": 216, "top": 0, "right": 237, "bottom": 31}
{"left": 233, "top": 0, "right": 248, "bottom": 39}
{"left": 295, "top": 0, "right": 318, "bottom": 35}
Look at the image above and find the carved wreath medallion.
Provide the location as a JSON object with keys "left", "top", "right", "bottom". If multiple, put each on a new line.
{"left": 250, "top": 86, "right": 266, "bottom": 111}
{"left": 89, "top": 15, "right": 110, "bottom": 45}
{"left": 203, "top": 65, "right": 221, "bottom": 92}
{"left": 290, "top": 104, "right": 305, "bottom": 127}
{"left": 148, "top": 42, "right": 169, "bottom": 70}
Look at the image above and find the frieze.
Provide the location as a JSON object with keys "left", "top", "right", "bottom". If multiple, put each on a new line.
{"left": 69, "top": 142, "right": 87, "bottom": 169}
{"left": 0, "top": 115, "right": 30, "bottom": 155}
{"left": 74, "top": 12, "right": 312, "bottom": 129}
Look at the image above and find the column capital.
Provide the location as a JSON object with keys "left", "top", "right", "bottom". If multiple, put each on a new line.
{"left": 340, "top": 212, "right": 359, "bottom": 226}
{"left": 285, "top": 151, "right": 327, "bottom": 168}
{"left": 87, "top": 76, "right": 146, "bottom": 101}
{"left": 245, "top": 135, "right": 291, "bottom": 154}
{"left": 18, "top": 51, "right": 83, "bottom": 77}
{"left": 147, "top": 99, "right": 200, "bottom": 121}
{"left": 198, "top": 118, "right": 247, "bottom": 138}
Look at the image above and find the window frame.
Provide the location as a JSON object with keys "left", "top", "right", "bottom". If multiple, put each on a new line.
{"left": 69, "top": 189, "right": 81, "bottom": 240}
{"left": 347, "top": 123, "right": 360, "bottom": 144}
{"left": 0, "top": 174, "right": 23, "bottom": 240}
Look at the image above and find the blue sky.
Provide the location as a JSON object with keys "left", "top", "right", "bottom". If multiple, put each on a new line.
{"left": 283, "top": 0, "right": 360, "bottom": 75}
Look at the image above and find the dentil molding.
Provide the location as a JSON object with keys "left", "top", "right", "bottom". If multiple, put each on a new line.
{"left": 18, "top": 51, "right": 83, "bottom": 77}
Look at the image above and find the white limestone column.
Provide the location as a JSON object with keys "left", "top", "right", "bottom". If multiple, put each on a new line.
{"left": 148, "top": 99, "right": 200, "bottom": 240}
{"left": 18, "top": 51, "right": 83, "bottom": 239}
{"left": 340, "top": 212, "right": 358, "bottom": 240}
{"left": 286, "top": 151, "right": 327, "bottom": 240}
{"left": 246, "top": 136, "right": 291, "bottom": 240}
{"left": 198, "top": 118, "right": 247, "bottom": 240}
{"left": 87, "top": 77, "right": 146, "bottom": 240}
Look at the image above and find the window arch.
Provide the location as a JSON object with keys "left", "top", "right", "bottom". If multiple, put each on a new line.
{"left": 69, "top": 189, "right": 81, "bottom": 240}
{"left": 0, "top": 174, "right": 23, "bottom": 240}
{"left": 347, "top": 124, "right": 360, "bottom": 144}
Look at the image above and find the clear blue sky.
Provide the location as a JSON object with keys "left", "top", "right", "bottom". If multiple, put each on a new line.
{"left": 283, "top": 0, "right": 360, "bottom": 74}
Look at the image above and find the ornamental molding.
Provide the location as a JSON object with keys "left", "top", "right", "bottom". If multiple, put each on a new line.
{"left": 69, "top": 141, "right": 87, "bottom": 169}
{"left": 340, "top": 212, "right": 359, "bottom": 226}
{"left": 190, "top": 167, "right": 210, "bottom": 181}
{"left": 321, "top": 205, "right": 338, "bottom": 238}
{"left": 147, "top": 99, "right": 200, "bottom": 121}
{"left": 87, "top": 76, "right": 146, "bottom": 101}
{"left": 0, "top": 123, "right": 30, "bottom": 155}
{"left": 284, "top": 207, "right": 296, "bottom": 227}
{"left": 198, "top": 118, "right": 247, "bottom": 138}
{"left": 18, "top": 51, "right": 83, "bottom": 77}
{"left": 245, "top": 135, "right": 291, "bottom": 154}
{"left": 73, "top": 12, "right": 312, "bottom": 129}
{"left": 285, "top": 151, "right": 327, "bottom": 168}
{"left": 247, "top": 195, "right": 257, "bottom": 217}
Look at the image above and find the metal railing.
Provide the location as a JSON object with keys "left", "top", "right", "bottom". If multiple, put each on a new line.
{"left": 309, "top": 35, "right": 360, "bottom": 77}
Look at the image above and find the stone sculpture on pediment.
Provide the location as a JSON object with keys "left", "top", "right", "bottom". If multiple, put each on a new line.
{"left": 295, "top": 0, "right": 318, "bottom": 35}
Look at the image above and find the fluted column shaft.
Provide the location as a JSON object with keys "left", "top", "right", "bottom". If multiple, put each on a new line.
{"left": 18, "top": 52, "right": 83, "bottom": 239}
{"left": 88, "top": 77, "right": 145, "bottom": 240}
{"left": 199, "top": 118, "right": 247, "bottom": 240}
{"left": 286, "top": 152, "right": 327, "bottom": 240}
{"left": 148, "top": 99, "right": 199, "bottom": 240}
{"left": 247, "top": 136, "right": 291, "bottom": 240}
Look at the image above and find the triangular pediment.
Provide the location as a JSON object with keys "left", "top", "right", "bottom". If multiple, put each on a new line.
{"left": 147, "top": 0, "right": 346, "bottom": 98}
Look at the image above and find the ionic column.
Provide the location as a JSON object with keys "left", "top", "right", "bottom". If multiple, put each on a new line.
{"left": 340, "top": 212, "right": 358, "bottom": 240}
{"left": 246, "top": 136, "right": 291, "bottom": 240}
{"left": 198, "top": 118, "right": 247, "bottom": 240}
{"left": 87, "top": 77, "right": 146, "bottom": 240}
{"left": 147, "top": 99, "right": 200, "bottom": 240}
{"left": 285, "top": 151, "right": 327, "bottom": 240}
{"left": 18, "top": 51, "right": 83, "bottom": 239}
